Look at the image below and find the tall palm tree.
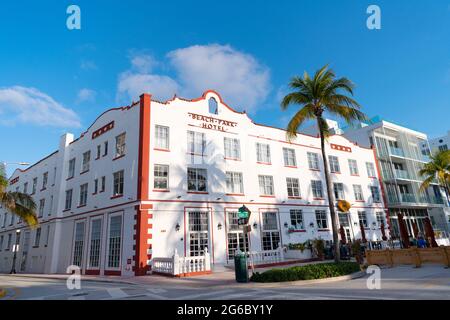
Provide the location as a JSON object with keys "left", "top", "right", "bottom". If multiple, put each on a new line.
{"left": 281, "top": 65, "right": 366, "bottom": 263}
{"left": 0, "top": 164, "right": 38, "bottom": 227}
{"left": 419, "top": 150, "right": 450, "bottom": 204}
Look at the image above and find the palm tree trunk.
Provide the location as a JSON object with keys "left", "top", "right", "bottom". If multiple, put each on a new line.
{"left": 317, "top": 118, "right": 340, "bottom": 263}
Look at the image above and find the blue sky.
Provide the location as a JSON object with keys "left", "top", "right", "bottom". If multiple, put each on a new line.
{"left": 1, "top": 0, "right": 449, "bottom": 175}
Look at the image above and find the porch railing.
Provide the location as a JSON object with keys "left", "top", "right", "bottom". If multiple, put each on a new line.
{"left": 152, "top": 248, "right": 211, "bottom": 276}
{"left": 245, "top": 247, "right": 284, "bottom": 265}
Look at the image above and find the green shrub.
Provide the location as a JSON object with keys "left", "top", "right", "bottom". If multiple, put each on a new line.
{"left": 250, "top": 262, "right": 360, "bottom": 283}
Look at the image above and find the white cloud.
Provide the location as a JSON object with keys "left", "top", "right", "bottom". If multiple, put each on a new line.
{"left": 116, "top": 44, "right": 271, "bottom": 112}
{"left": 0, "top": 86, "right": 81, "bottom": 128}
{"left": 117, "top": 71, "right": 179, "bottom": 102}
{"left": 168, "top": 44, "right": 270, "bottom": 112}
{"left": 80, "top": 60, "right": 98, "bottom": 71}
{"left": 77, "top": 88, "right": 97, "bottom": 103}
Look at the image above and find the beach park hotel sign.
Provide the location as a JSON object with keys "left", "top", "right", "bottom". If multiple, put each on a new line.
{"left": 188, "top": 112, "right": 237, "bottom": 132}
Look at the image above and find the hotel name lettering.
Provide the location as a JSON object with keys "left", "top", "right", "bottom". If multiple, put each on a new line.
{"left": 188, "top": 112, "right": 237, "bottom": 132}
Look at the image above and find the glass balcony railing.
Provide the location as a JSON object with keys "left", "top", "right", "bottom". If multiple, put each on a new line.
{"left": 389, "top": 147, "right": 405, "bottom": 157}
{"left": 394, "top": 169, "right": 410, "bottom": 180}
{"left": 400, "top": 193, "right": 416, "bottom": 203}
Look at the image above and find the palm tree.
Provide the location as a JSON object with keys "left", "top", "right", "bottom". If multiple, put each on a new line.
{"left": 281, "top": 65, "right": 366, "bottom": 263}
{"left": 0, "top": 164, "right": 38, "bottom": 227}
{"left": 419, "top": 150, "right": 450, "bottom": 204}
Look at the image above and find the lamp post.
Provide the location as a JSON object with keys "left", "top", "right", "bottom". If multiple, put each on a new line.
{"left": 10, "top": 229, "right": 21, "bottom": 274}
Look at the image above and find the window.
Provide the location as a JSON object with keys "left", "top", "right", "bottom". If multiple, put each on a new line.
{"left": 311, "top": 180, "right": 323, "bottom": 198}
{"left": 23, "top": 182, "right": 28, "bottom": 194}
{"left": 88, "top": 219, "right": 102, "bottom": 268}
{"left": 0, "top": 235, "right": 3, "bottom": 251}
{"left": 256, "top": 143, "right": 271, "bottom": 164}
{"left": 261, "top": 212, "right": 280, "bottom": 251}
{"left": 115, "top": 133, "right": 126, "bottom": 157}
{"left": 224, "top": 137, "right": 241, "bottom": 160}
{"left": 307, "top": 152, "right": 320, "bottom": 170}
{"left": 371, "top": 186, "right": 381, "bottom": 202}
{"left": 353, "top": 184, "right": 364, "bottom": 201}
{"left": 45, "top": 225, "right": 50, "bottom": 246}
{"left": 42, "top": 172, "right": 48, "bottom": 189}
{"left": 10, "top": 214, "right": 14, "bottom": 226}
{"left": 187, "top": 131, "right": 206, "bottom": 156}
{"left": 101, "top": 176, "right": 106, "bottom": 192}
{"left": 94, "top": 179, "right": 98, "bottom": 194}
{"left": 258, "top": 175, "right": 274, "bottom": 195}
{"left": 333, "top": 183, "right": 345, "bottom": 200}
{"left": 7, "top": 234, "right": 12, "bottom": 250}
{"left": 208, "top": 97, "right": 218, "bottom": 114}
{"left": 103, "top": 141, "right": 108, "bottom": 157}
{"left": 72, "top": 221, "right": 85, "bottom": 267}
{"left": 290, "top": 210, "right": 304, "bottom": 229}
{"left": 155, "top": 125, "right": 169, "bottom": 150}
{"left": 376, "top": 212, "right": 385, "bottom": 226}
{"left": 358, "top": 211, "right": 368, "bottom": 228}
{"left": 283, "top": 148, "right": 296, "bottom": 167}
{"left": 34, "top": 227, "right": 41, "bottom": 247}
{"left": 226, "top": 172, "right": 244, "bottom": 194}
{"left": 82, "top": 151, "right": 91, "bottom": 172}
{"left": 96, "top": 145, "right": 101, "bottom": 159}
{"left": 329, "top": 155, "right": 340, "bottom": 173}
{"left": 108, "top": 215, "right": 122, "bottom": 268}
{"left": 113, "top": 170, "right": 124, "bottom": 196}
{"left": 338, "top": 213, "right": 349, "bottom": 227}
{"left": 315, "top": 210, "right": 328, "bottom": 229}
{"left": 286, "top": 177, "right": 300, "bottom": 197}
{"left": 438, "top": 144, "right": 448, "bottom": 152}
{"left": 32, "top": 178, "right": 37, "bottom": 194}
{"left": 2, "top": 213, "right": 7, "bottom": 228}
{"left": 366, "top": 162, "right": 376, "bottom": 177}
{"left": 79, "top": 183, "right": 88, "bottom": 206}
{"left": 68, "top": 158, "right": 76, "bottom": 179}
{"left": 348, "top": 159, "right": 359, "bottom": 175}
{"left": 38, "top": 199, "right": 45, "bottom": 217}
{"left": 187, "top": 168, "right": 207, "bottom": 192}
{"left": 154, "top": 165, "right": 169, "bottom": 190}
{"left": 65, "top": 189, "right": 73, "bottom": 210}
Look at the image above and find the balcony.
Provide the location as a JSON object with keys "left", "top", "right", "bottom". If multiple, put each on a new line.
{"left": 394, "top": 169, "right": 411, "bottom": 180}
{"left": 389, "top": 147, "right": 405, "bottom": 157}
{"left": 400, "top": 193, "right": 416, "bottom": 203}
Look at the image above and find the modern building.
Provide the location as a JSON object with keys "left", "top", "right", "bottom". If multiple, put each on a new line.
{"left": 341, "top": 119, "right": 450, "bottom": 239}
{"left": 0, "top": 90, "right": 388, "bottom": 276}
{"left": 429, "top": 131, "right": 450, "bottom": 153}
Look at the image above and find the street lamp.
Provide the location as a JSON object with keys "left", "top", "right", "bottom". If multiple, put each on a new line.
{"left": 10, "top": 229, "right": 21, "bottom": 274}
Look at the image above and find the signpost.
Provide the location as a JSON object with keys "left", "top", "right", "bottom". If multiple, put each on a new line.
{"left": 237, "top": 205, "right": 255, "bottom": 273}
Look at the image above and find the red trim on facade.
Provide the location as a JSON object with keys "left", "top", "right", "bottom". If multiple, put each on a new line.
{"left": 153, "top": 148, "right": 170, "bottom": 152}
{"left": 256, "top": 162, "right": 272, "bottom": 165}
{"left": 284, "top": 166, "right": 298, "bottom": 169}
{"left": 224, "top": 157, "right": 241, "bottom": 161}
{"left": 92, "top": 121, "right": 115, "bottom": 140}
{"left": 110, "top": 194, "right": 123, "bottom": 199}
{"left": 287, "top": 196, "right": 302, "bottom": 200}
{"left": 85, "top": 269, "right": 100, "bottom": 275}
{"left": 259, "top": 195, "right": 275, "bottom": 198}
{"left": 153, "top": 189, "right": 170, "bottom": 192}
{"left": 80, "top": 170, "right": 89, "bottom": 175}
{"left": 187, "top": 191, "right": 209, "bottom": 195}
{"left": 104, "top": 270, "right": 122, "bottom": 276}
{"left": 135, "top": 93, "right": 152, "bottom": 276}
{"left": 225, "top": 193, "right": 245, "bottom": 197}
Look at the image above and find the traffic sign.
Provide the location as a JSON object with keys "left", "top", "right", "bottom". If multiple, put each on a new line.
{"left": 238, "top": 205, "right": 251, "bottom": 225}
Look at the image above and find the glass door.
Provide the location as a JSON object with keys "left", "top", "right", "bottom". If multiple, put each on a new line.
{"left": 188, "top": 211, "right": 209, "bottom": 256}
{"left": 226, "top": 211, "right": 249, "bottom": 261}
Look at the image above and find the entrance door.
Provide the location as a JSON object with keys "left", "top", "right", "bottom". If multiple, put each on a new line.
{"left": 72, "top": 221, "right": 86, "bottom": 268}
{"left": 188, "top": 211, "right": 209, "bottom": 256}
{"left": 261, "top": 212, "right": 280, "bottom": 251}
{"left": 20, "top": 231, "right": 30, "bottom": 272}
{"left": 338, "top": 213, "right": 352, "bottom": 242}
{"left": 226, "top": 211, "right": 249, "bottom": 261}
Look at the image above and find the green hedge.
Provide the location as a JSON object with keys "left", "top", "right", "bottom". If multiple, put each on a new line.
{"left": 250, "top": 262, "right": 360, "bottom": 283}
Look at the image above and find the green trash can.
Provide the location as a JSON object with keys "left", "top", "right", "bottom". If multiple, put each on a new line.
{"left": 234, "top": 251, "right": 249, "bottom": 283}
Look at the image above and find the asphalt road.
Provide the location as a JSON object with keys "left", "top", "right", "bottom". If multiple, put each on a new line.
{"left": 1, "top": 265, "right": 449, "bottom": 300}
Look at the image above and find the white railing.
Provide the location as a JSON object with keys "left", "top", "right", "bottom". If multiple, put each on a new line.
{"left": 245, "top": 247, "right": 284, "bottom": 265}
{"left": 152, "top": 248, "right": 211, "bottom": 276}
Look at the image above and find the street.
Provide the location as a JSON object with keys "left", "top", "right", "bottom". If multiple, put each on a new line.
{"left": 1, "top": 265, "right": 449, "bottom": 300}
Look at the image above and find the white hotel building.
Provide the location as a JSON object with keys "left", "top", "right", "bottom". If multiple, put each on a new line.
{"left": 0, "top": 90, "right": 388, "bottom": 276}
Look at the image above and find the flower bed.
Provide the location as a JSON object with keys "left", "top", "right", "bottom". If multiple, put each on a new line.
{"left": 250, "top": 262, "right": 360, "bottom": 283}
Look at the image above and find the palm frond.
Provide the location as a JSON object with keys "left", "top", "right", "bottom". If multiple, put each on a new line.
{"left": 285, "top": 104, "right": 316, "bottom": 141}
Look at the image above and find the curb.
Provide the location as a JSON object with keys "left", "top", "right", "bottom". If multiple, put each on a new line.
{"left": 251, "top": 271, "right": 366, "bottom": 287}
{"left": 3, "top": 274, "right": 137, "bottom": 286}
